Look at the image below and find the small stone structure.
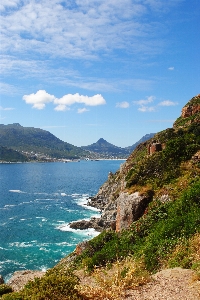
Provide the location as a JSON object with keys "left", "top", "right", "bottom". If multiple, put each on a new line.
{"left": 147, "top": 140, "right": 162, "bottom": 155}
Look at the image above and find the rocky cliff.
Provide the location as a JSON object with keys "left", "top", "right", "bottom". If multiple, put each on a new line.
{"left": 70, "top": 94, "right": 200, "bottom": 233}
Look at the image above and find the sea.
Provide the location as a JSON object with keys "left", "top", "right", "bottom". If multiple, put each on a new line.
{"left": 0, "top": 160, "right": 124, "bottom": 281}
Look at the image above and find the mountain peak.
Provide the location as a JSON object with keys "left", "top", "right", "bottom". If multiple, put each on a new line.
{"left": 173, "top": 94, "right": 200, "bottom": 129}
{"left": 97, "top": 138, "right": 108, "bottom": 144}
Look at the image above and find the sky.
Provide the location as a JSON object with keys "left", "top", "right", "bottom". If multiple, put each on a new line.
{"left": 0, "top": 0, "right": 199, "bottom": 148}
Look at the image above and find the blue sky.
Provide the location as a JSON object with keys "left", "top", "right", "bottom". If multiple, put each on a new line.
{"left": 0, "top": 0, "right": 199, "bottom": 147}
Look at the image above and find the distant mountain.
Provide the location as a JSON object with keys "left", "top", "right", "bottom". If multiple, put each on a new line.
{"left": 82, "top": 135, "right": 155, "bottom": 158}
{"left": 0, "top": 123, "right": 156, "bottom": 161}
{"left": 125, "top": 133, "right": 155, "bottom": 153}
{"left": 0, "top": 123, "right": 88, "bottom": 159}
{"left": 82, "top": 138, "right": 129, "bottom": 157}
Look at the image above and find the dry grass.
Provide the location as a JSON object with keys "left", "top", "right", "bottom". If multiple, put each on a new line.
{"left": 164, "top": 233, "right": 200, "bottom": 278}
{"left": 77, "top": 257, "right": 150, "bottom": 300}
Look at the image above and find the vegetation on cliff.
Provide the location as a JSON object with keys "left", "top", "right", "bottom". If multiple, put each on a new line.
{"left": 1, "top": 95, "right": 200, "bottom": 299}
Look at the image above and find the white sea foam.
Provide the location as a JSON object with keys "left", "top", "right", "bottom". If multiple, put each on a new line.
{"left": 71, "top": 193, "right": 80, "bottom": 197}
{"left": 56, "top": 223, "right": 100, "bottom": 237}
{"left": 9, "top": 242, "right": 33, "bottom": 248}
{"left": 61, "top": 193, "right": 67, "bottom": 196}
{"left": 77, "top": 198, "right": 101, "bottom": 214}
{"left": 39, "top": 247, "right": 50, "bottom": 252}
{"left": 35, "top": 198, "right": 55, "bottom": 201}
{"left": 9, "top": 190, "right": 26, "bottom": 193}
{"left": 4, "top": 204, "right": 16, "bottom": 208}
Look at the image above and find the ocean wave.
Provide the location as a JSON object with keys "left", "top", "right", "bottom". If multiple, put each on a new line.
{"left": 61, "top": 193, "right": 67, "bottom": 196}
{"left": 56, "top": 223, "right": 100, "bottom": 237}
{"left": 9, "top": 190, "right": 26, "bottom": 193}
{"left": 4, "top": 204, "right": 16, "bottom": 208}
{"left": 9, "top": 242, "right": 34, "bottom": 248}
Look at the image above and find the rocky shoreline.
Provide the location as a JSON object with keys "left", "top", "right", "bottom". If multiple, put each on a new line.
{"left": 69, "top": 162, "right": 153, "bottom": 233}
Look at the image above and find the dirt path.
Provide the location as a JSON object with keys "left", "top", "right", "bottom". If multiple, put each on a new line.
{"left": 124, "top": 268, "right": 200, "bottom": 300}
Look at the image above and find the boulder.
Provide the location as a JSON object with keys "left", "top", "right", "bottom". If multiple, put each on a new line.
{"left": 69, "top": 218, "right": 103, "bottom": 232}
{"left": 7, "top": 270, "right": 45, "bottom": 292}
{"left": 116, "top": 192, "right": 152, "bottom": 232}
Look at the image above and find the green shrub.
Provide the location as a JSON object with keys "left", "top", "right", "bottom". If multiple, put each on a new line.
{"left": 0, "top": 285, "right": 13, "bottom": 296}
{"left": 1, "top": 269, "right": 84, "bottom": 300}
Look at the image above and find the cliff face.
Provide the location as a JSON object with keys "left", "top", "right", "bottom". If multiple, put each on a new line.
{"left": 70, "top": 94, "right": 200, "bottom": 233}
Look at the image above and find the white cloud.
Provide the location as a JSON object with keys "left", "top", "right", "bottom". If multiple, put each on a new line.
{"left": 23, "top": 90, "right": 106, "bottom": 111}
{"left": 159, "top": 100, "right": 178, "bottom": 106}
{"left": 77, "top": 108, "right": 89, "bottom": 114}
{"left": 0, "top": 0, "right": 172, "bottom": 61}
{"left": 0, "top": 0, "right": 20, "bottom": 11}
{"left": 133, "top": 96, "right": 156, "bottom": 112}
{"left": 168, "top": 67, "right": 174, "bottom": 71}
{"left": 0, "top": 106, "right": 15, "bottom": 111}
{"left": 54, "top": 104, "right": 70, "bottom": 112}
{"left": 133, "top": 95, "right": 155, "bottom": 106}
{"left": 23, "top": 90, "right": 55, "bottom": 109}
{"left": 138, "top": 106, "right": 155, "bottom": 112}
{"left": 54, "top": 93, "right": 106, "bottom": 111}
{"left": 116, "top": 101, "right": 130, "bottom": 108}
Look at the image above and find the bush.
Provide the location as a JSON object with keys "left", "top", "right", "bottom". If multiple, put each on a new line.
{"left": 1, "top": 269, "right": 84, "bottom": 300}
{"left": 0, "top": 285, "right": 13, "bottom": 296}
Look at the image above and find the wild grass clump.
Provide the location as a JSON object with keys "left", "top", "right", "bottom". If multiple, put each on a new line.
{"left": 77, "top": 258, "right": 150, "bottom": 300}
{"left": 1, "top": 269, "right": 84, "bottom": 300}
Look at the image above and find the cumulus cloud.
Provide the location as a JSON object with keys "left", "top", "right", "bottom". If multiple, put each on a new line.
{"left": 77, "top": 108, "right": 89, "bottom": 114}
{"left": 133, "top": 96, "right": 156, "bottom": 112}
{"left": 23, "top": 90, "right": 55, "bottom": 109}
{"left": 116, "top": 101, "right": 130, "bottom": 108}
{"left": 158, "top": 100, "right": 178, "bottom": 106}
{"left": 168, "top": 67, "right": 174, "bottom": 71}
{"left": 22, "top": 90, "right": 106, "bottom": 111}
{"left": 54, "top": 93, "right": 106, "bottom": 111}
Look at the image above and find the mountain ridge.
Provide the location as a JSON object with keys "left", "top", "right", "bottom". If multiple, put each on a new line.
{"left": 0, "top": 123, "right": 155, "bottom": 161}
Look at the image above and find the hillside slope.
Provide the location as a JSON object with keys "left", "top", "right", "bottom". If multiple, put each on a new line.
{"left": 0, "top": 146, "right": 28, "bottom": 162}
{"left": 1, "top": 95, "right": 200, "bottom": 300}
{"left": 0, "top": 123, "right": 88, "bottom": 159}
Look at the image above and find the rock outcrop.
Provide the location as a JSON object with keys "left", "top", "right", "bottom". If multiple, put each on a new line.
{"left": 69, "top": 218, "right": 103, "bottom": 231}
{"left": 7, "top": 270, "right": 45, "bottom": 292}
{"left": 71, "top": 162, "right": 153, "bottom": 233}
{"left": 181, "top": 103, "right": 200, "bottom": 118}
{"left": 116, "top": 192, "right": 152, "bottom": 232}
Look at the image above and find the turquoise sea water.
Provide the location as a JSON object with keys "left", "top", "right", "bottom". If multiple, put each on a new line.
{"left": 0, "top": 160, "right": 124, "bottom": 281}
